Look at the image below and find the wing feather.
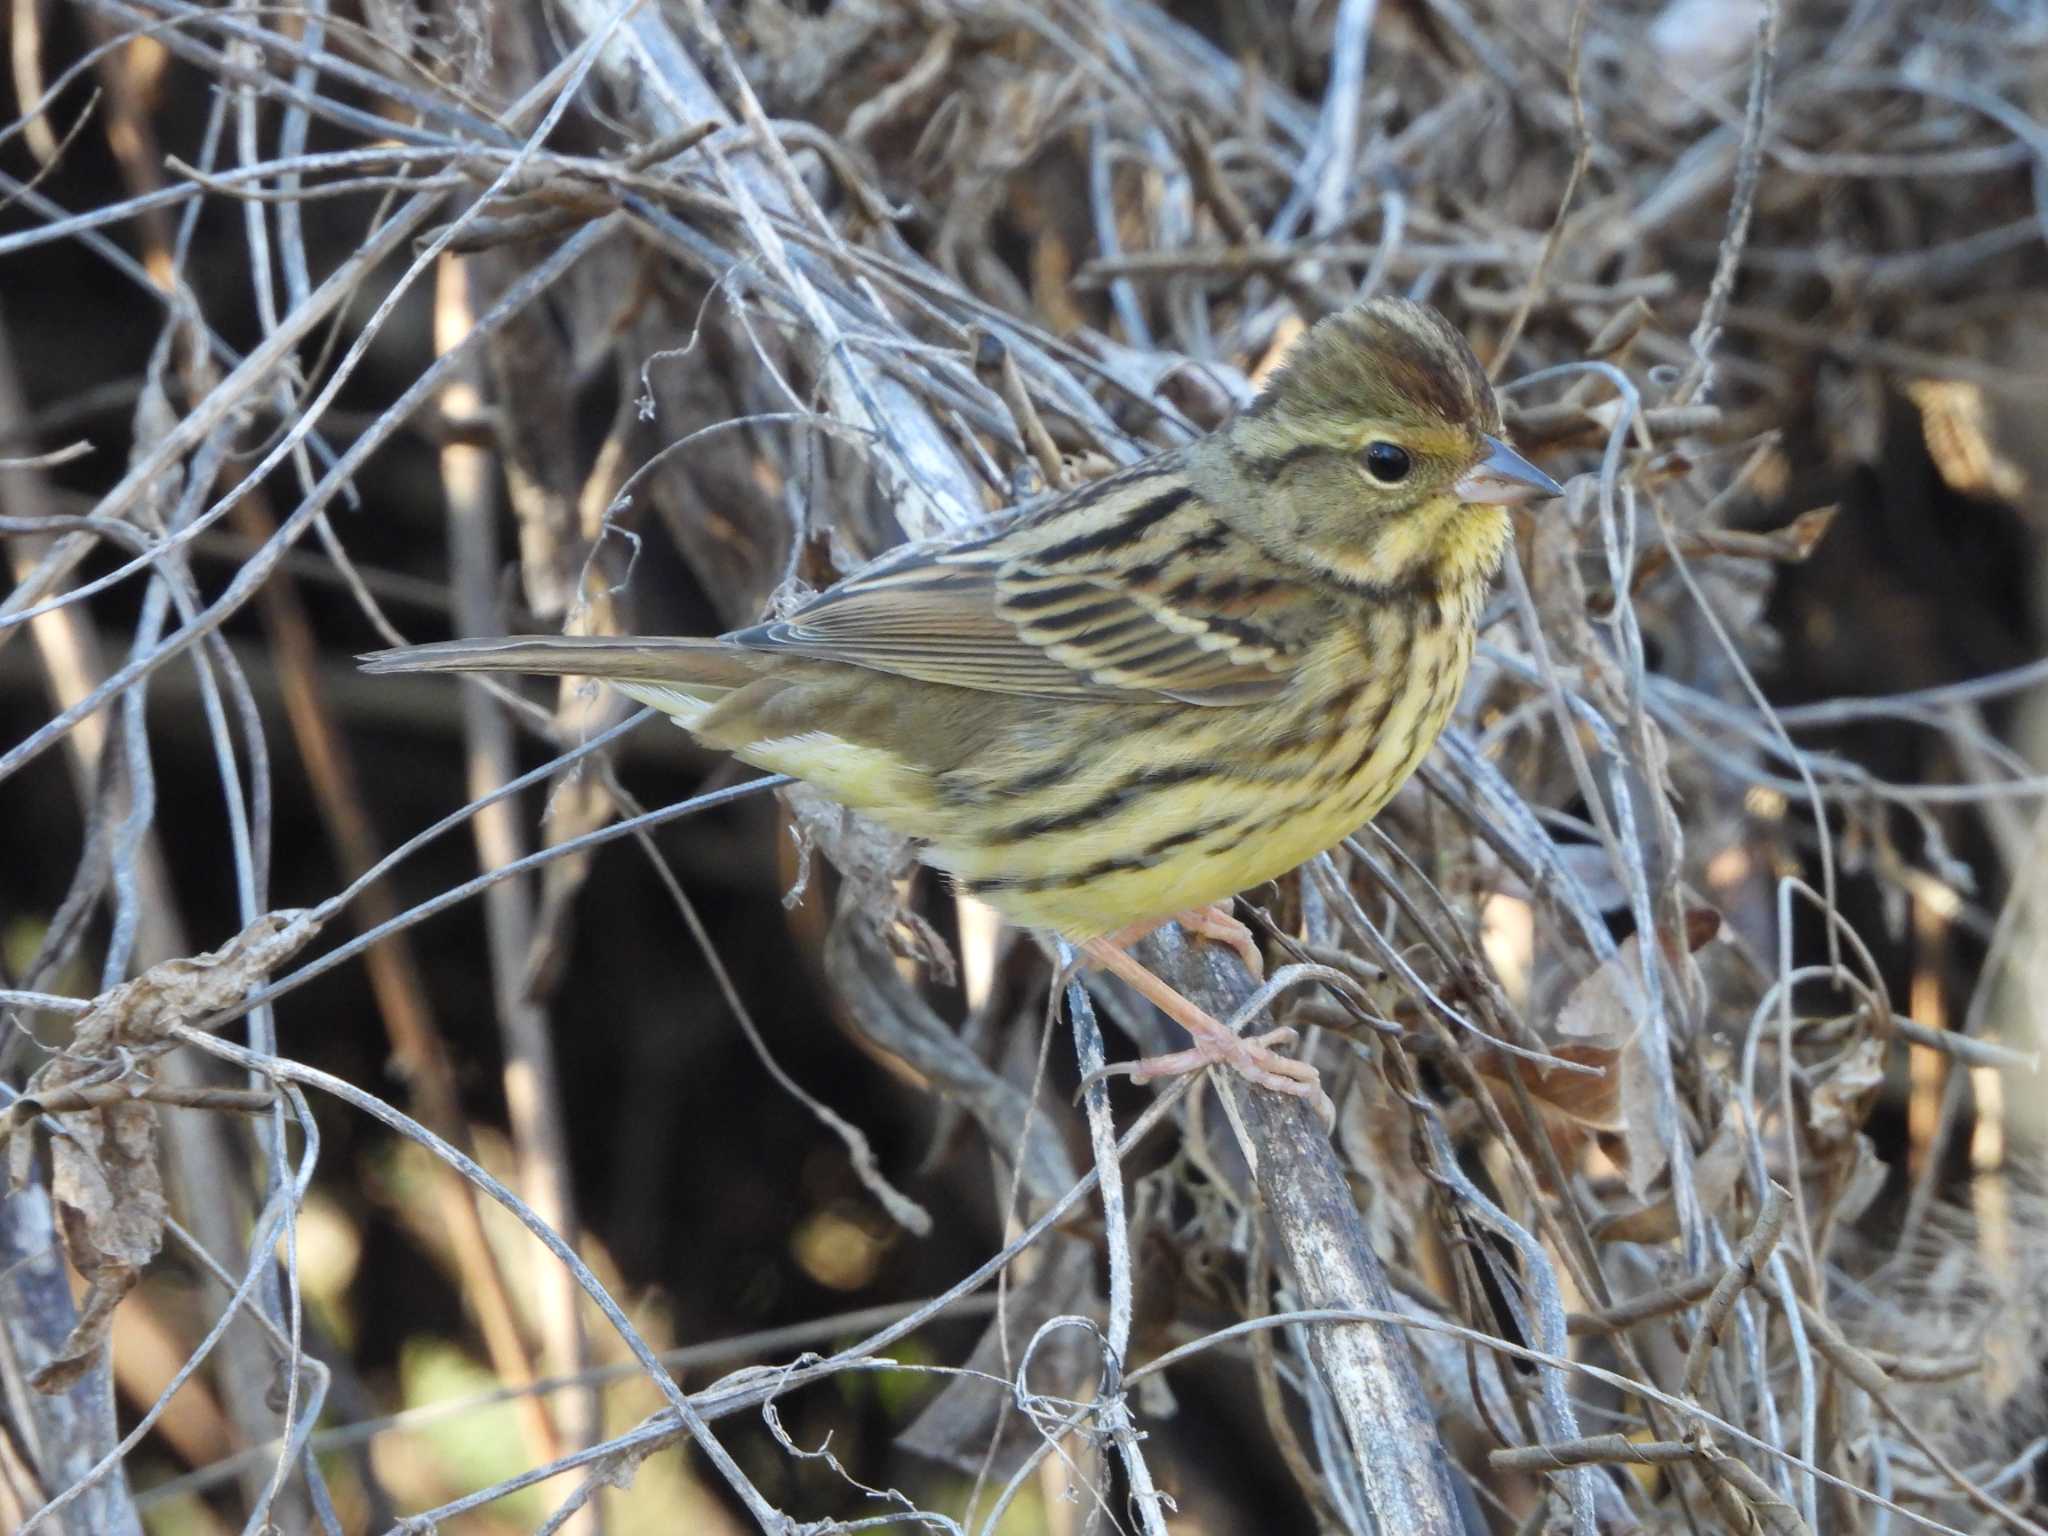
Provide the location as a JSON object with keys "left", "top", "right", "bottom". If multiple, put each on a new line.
{"left": 726, "top": 456, "right": 1332, "bottom": 705}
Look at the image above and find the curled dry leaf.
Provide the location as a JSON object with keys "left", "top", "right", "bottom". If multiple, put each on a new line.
{"left": 1591, "top": 1116, "right": 1750, "bottom": 1246}
{"left": 1807, "top": 1034, "right": 1891, "bottom": 1227}
{"left": 1808, "top": 1034, "right": 1887, "bottom": 1145}
{"left": 1830, "top": 1133, "right": 1890, "bottom": 1228}
{"left": 5, "top": 909, "right": 321, "bottom": 1392}
{"left": 1515, "top": 1043, "right": 1629, "bottom": 1135}
{"left": 1467, "top": 1038, "right": 1627, "bottom": 1192}
{"left": 25, "top": 1105, "right": 157, "bottom": 1394}
{"left": 1550, "top": 933, "right": 1674, "bottom": 1199}
{"left": 1535, "top": 909, "right": 1723, "bottom": 1200}
{"left": 1553, "top": 935, "right": 1651, "bottom": 1044}
{"left": 1618, "top": 1030, "right": 1670, "bottom": 1204}
{"left": 45, "top": 908, "right": 323, "bottom": 1061}
{"left": 1676, "top": 902, "right": 1725, "bottom": 958}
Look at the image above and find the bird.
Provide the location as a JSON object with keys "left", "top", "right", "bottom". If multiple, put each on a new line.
{"left": 362, "top": 297, "right": 1561, "bottom": 1126}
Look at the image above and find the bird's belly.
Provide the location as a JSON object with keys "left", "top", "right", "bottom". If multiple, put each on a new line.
{"left": 980, "top": 788, "right": 1368, "bottom": 938}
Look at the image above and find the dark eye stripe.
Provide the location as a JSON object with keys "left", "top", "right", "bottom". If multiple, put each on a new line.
{"left": 1237, "top": 442, "right": 1321, "bottom": 483}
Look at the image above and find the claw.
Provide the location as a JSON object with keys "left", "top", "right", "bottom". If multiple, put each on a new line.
{"left": 1079, "top": 935, "right": 1333, "bottom": 1129}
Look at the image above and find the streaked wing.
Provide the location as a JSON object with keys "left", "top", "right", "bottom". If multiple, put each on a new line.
{"left": 727, "top": 456, "right": 1329, "bottom": 705}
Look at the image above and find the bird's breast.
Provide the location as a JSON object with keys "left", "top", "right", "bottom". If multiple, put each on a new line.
{"left": 929, "top": 591, "right": 1482, "bottom": 939}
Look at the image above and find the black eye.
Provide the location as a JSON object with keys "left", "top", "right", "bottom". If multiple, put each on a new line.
{"left": 1363, "top": 441, "right": 1411, "bottom": 483}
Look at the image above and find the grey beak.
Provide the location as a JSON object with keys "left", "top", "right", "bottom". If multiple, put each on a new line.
{"left": 1454, "top": 434, "right": 1564, "bottom": 505}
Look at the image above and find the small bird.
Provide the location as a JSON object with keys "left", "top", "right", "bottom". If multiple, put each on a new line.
{"left": 363, "top": 298, "right": 1560, "bottom": 1124}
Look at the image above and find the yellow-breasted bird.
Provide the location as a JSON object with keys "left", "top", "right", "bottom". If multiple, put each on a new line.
{"left": 362, "top": 298, "right": 1561, "bottom": 1124}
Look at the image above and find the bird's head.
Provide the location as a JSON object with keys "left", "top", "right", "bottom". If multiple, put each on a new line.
{"left": 1204, "top": 297, "right": 1561, "bottom": 599}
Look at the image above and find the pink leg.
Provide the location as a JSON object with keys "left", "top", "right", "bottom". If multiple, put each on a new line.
{"left": 1081, "top": 935, "right": 1334, "bottom": 1129}
{"left": 1103, "top": 901, "right": 1265, "bottom": 979}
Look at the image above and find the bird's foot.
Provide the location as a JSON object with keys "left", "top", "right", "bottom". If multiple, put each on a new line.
{"left": 1079, "top": 935, "right": 1333, "bottom": 1129}
{"left": 1103, "top": 901, "right": 1264, "bottom": 979}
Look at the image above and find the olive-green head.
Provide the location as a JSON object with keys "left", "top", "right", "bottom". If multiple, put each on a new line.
{"left": 1206, "top": 297, "right": 1560, "bottom": 596}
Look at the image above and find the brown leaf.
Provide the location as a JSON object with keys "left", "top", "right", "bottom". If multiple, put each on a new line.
{"left": 1471, "top": 1040, "right": 1625, "bottom": 1135}
{"left": 10, "top": 909, "right": 322, "bottom": 1394}
{"left": 1591, "top": 1198, "right": 1675, "bottom": 1246}
{"left": 1832, "top": 1132, "right": 1889, "bottom": 1225}
{"left": 1554, "top": 936, "right": 1652, "bottom": 1046}
{"left": 27, "top": 1263, "right": 138, "bottom": 1394}
{"left": 1618, "top": 1030, "right": 1673, "bottom": 1202}
{"left": 1809, "top": 1035, "right": 1886, "bottom": 1144}
{"left": 47, "top": 1095, "right": 164, "bottom": 1271}
{"left": 1464, "top": 1038, "right": 1627, "bottom": 1196}
{"left": 1680, "top": 902, "right": 1724, "bottom": 956}
{"left": 10, "top": 1091, "right": 161, "bottom": 1395}
{"left": 60, "top": 908, "right": 322, "bottom": 1059}
{"left": 1548, "top": 937, "right": 1674, "bottom": 1197}
{"left": 1590, "top": 1115, "right": 1746, "bottom": 1245}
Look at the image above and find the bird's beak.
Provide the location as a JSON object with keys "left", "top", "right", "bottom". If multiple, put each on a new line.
{"left": 1455, "top": 435, "right": 1564, "bottom": 505}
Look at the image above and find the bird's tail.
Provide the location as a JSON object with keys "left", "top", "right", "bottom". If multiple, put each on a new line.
{"left": 360, "top": 635, "right": 765, "bottom": 723}
{"left": 360, "top": 634, "right": 760, "bottom": 684}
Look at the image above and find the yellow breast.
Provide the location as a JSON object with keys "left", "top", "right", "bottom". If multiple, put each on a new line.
{"left": 930, "top": 604, "right": 1477, "bottom": 939}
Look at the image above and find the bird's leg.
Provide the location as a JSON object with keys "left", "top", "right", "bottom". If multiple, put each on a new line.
{"left": 1080, "top": 935, "right": 1334, "bottom": 1128}
{"left": 1102, "top": 902, "right": 1265, "bottom": 978}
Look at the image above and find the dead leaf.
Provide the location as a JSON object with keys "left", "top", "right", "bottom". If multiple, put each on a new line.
{"left": 1809, "top": 1035, "right": 1886, "bottom": 1144}
{"left": 1619, "top": 1031, "right": 1671, "bottom": 1202}
{"left": 49, "top": 1094, "right": 163, "bottom": 1269}
{"left": 61, "top": 908, "right": 322, "bottom": 1059}
{"left": 10, "top": 1088, "right": 163, "bottom": 1395}
{"left": 1591, "top": 1116, "right": 1747, "bottom": 1245}
{"left": 28, "top": 1262, "right": 137, "bottom": 1393}
{"left": 1549, "top": 936, "right": 1674, "bottom": 1198}
{"left": 1463, "top": 1037, "right": 1628, "bottom": 1195}
{"left": 1472, "top": 1040, "right": 1625, "bottom": 1135}
{"left": 1554, "top": 936, "right": 1652, "bottom": 1045}
{"left": 1678, "top": 902, "right": 1724, "bottom": 959}
{"left": 1832, "top": 1133, "right": 1888, "bottom": 1226}
{"left": 8, "top": 909, "right": 322, "bottom": 1394}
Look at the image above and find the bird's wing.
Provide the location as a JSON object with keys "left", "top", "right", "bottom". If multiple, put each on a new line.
{"left": 727, "top": 458, "right": 1327, "bottom": 705}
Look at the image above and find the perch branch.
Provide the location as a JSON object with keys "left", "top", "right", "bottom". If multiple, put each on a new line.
{"left": 1132, "top": 923, "right": 1464, "bottom": 1533}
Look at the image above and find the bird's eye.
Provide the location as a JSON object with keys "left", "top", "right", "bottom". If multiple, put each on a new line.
{"left": 1362, "top": 441, "right": 1411, "bottom": 483}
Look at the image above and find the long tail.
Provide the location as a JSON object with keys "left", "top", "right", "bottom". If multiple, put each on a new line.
{"left": 360, "top": 634, "right": 762, "bottom": 687}
{"left": 360, "top": 635, "right": 768, "bottom": 726}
